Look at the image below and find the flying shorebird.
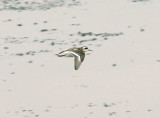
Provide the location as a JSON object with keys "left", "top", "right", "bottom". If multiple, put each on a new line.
{"left": 56, "top": 46, "right": 92, "bottom": 70}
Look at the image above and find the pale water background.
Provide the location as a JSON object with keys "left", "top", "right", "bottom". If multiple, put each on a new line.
{"left": 0, "top": 0, "right": 160, "bottom": 118}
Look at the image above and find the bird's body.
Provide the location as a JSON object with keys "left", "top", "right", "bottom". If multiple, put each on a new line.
{"left": 56, "top": 46, "right": 91, "bottom": 70}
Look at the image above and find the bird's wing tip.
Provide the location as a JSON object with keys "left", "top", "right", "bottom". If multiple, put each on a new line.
{"left": 74, "top": 67, "right": 79, "bottom": 70}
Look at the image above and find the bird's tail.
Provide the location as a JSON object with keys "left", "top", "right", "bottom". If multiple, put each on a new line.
{"left": 55, "top": 54, "right": 64, "bottom": 57}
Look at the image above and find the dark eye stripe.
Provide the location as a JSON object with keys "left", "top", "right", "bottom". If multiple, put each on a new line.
{"left": 83, "top": 46, "right": 88, "bottom": 49}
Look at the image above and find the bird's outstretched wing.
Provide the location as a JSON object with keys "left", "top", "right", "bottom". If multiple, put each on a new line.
{"left": 70, "top": 52, "right": 83, "bottom": 70}
{"left": 70, "top": 51, "right": 85, "bottom": 70}
{"left": 79, "top": 53, "right": 85, "bottom": 62}
{"left": 74, "top": 56, "right": 82, "bottom": 70}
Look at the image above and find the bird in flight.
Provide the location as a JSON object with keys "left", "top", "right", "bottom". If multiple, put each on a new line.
{"left": 56, "top": 46, "right": 92, "bottom": 70}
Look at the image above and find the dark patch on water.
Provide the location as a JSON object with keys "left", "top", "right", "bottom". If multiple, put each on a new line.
{"left": 104, "top": 38, "right": 108, "bottom": 40}
{"left": 40, "top": 29, "right": 48, "bottom": 32}
{"left": 15, "top": 50, "right": 50, "bottom": 57}
{"left": 77, "top": 32, "right": 123, "bottom": 39}
{"left": 157, "top": 60, "right": 160, "bottom": 62}
{"left": 140, "top": 28, "right": 145, "bottom": 32}
{"left": 103, "top": 103, "right": 111, "bottom": 107}
{"left": 51, "top": 28, "right": 57, "bottom": 31}
{"left": 71, "top": 24, "right": 80, "bottom": 26}
{"left": 3, "top": 19, "right": 12, "bottom": 22}
{"left": 39, "top": 50, "right": 49, "bottom": 53}
{"left": 33, "top": 40, "right": 38, "bottom": 42}
{"left": 0, "top": 0, "right": 83, "bottom": 11}
{"left": 28, "top": 60, "right": 33, "bottom": 63}
{"left": 72, "top": 44, "right": 77, "bottom": 47}
{"left": 88, "top": 103, "right": 96, "bottom": 107}
{"left": 28, "top": 110, "right": 33, "bottom": 112}
{"left": 21, "top": 37, "right": 28, "bottom": 39}
{"left": 51, "top": 42, "right": 55, "bottom": 46}
{"left": 78, "top": 32, "right": 93, "bottom": 37}
{"left": 40, "top": 29, "right": 57, "bottom": 32}
{"left": 26, "top": 51, "right": 36, "bottom": 56}
{"left": 79, "top": 38, "right": 97, "bottom": 43}
{"left": 36, "top": 38, "right": 55, "bottom": 44}
{"left": 10, "top": 72, "right": 15, "bottom": 74}
{"left": 126, "top": 110, "right": 131, "bottom": 112}
{"left": 95, "top": 32, "right": 123, "bottom": 37}
{"left": 40, "top": 40, "right": 45, "bottom": 43}
{"left": 132, "top": 0, "right": 150, "bottom": 2}
{"left": 22, "top": 109, "right": 26, "bottom": 112}
{"left": 17, "top": 24, "right": 22, "bottom": 26}
{"left": 4, "top": 47, "right": 9, "bottom": 49}
{"left": 16, "top": 53, "right": 24, "bottom": 56}
{"left": 35, "top": 114, "right": 39, "bottom": 117}
{"left": 112, "top": 64, "right": 117, "bottom": 67}
{"left": 147, "top": 109, "right": 152, "bottom": 111}
{"left": 109, "top": 112, "right": 116, "bottom": 116}
{"left": 45, "top": 109, "right": 49, "bottom": 112}
{"left": 33, "top": 23, "right": 38, "bottom": 25}
{"left": 43, "top": 21, "right": 48, "bottom": 23}
{"left": 2, "top": 36, "right": 28, "bottom": 45}
{"left": 2, "top": 79, "right": 7, "bottom": 82}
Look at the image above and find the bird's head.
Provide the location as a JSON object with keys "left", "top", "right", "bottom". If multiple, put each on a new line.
{"left": 81, "top": 46, "right": 92, "bottom": 52}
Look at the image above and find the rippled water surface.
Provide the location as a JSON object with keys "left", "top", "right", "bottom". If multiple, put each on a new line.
{"left": 0, "top": 0, "right": 160, "bottom": 118}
